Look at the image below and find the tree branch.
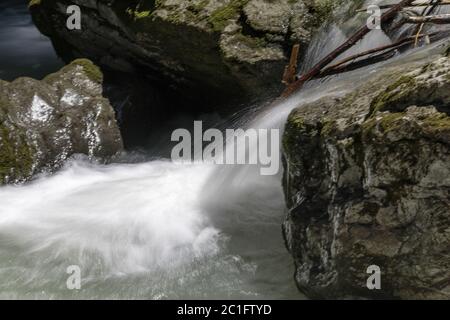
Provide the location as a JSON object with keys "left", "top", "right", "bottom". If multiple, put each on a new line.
{"left": 403, "top": 13, "right": 450, "bottom": 24}
{"left": 356, "top": 0, "right": 450, "bottom": 12}
{"left": 281, "top": 0, "right": 416, "bottom": 98}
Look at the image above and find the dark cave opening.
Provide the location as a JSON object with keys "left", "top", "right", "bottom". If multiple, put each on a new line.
{"left": 101, "top": 68, "right": 249, "bottom": 152}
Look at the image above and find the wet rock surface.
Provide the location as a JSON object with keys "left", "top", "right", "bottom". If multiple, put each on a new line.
{"left": 0, "top": 59, "right": 123, "bottom": 184}
{"left": 282, "top": 50, "right": 450, "bottom": 299}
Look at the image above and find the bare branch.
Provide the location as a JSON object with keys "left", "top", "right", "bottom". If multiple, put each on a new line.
{"left": 282, "top": 0, "right": 416, "bottom": 98}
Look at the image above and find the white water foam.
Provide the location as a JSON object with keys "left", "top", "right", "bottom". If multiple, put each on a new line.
{"left": 0, "top": 156, "right": 299, "bottom": 299}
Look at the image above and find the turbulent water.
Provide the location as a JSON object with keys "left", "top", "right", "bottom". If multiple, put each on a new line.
{"left": 0, "top": 158, "right": 300, "bottom": 299}
{"left": 1, "top": 0, "right": 446, "bottom": 299}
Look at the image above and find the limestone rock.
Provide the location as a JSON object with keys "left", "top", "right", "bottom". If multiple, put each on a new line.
{"left": 282, "top": 52, "right": 450, "bottom": 299}
{"left": 0, "top": 59, "right": 123, "bottom": 184}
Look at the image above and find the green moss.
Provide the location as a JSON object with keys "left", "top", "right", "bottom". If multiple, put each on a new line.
{"left": 70, "top": 59, "right": 103, "bottom": 83}
{"left": 126, "top": 0, "right": 159, "bottom": 19}
{"left": 233, "top": 33, "right": 267, "bottom": 49}
{"left": 127, "top": 0, "right": 210, "bottom": 25}
{"left": 305, "top": 0, "right": 356, "bottom": 28}
{"left": 0, "top": 97, "right": 8, "bottom": 113}
{"left": 445, "top": 45, "right": 450, "bottom": 57}
{"left": 282, "top": 113, "right": 322, "bottom": 157}
{"left": 376, "top": 113, "right": 405, "bottom": 132}
{"left": 188, "top": 0, "right": 209, "bottom": 14}
{"left": 423, "top": 113, "right": 450, "bottom": 131}
{"left": 0, "top": 99, "right": 35, "bottom": 184}
{"left": 0, "top": 123, "right": 35, "bottom": 184}
{"left": 28, "top": 0, "right": 42, "bottom": 8}
{"left": 321, "top": 119, "right": 336, "bottom": 137}
{"left": 165, "top": 11, "right": 196, "bottom": 25}
{"left": 134, "top": 10, "right": 151, "bottom": 19}
{"left": 370, "top": 75, "right": 416, "bottom": 115}
{"left": 310, "top": 0, "right": 338, "bottom": 26}
{"left": 283, "top": 114, "right": 304, "bottom": 154}
{"left": 289, "top": 114, "right": 306, "bottom": 130}
{"left": 362, "top": 112, "right": 404, "bottom": 138}
{"left": 208, "top": 0, "right": 248, "bottom": 32}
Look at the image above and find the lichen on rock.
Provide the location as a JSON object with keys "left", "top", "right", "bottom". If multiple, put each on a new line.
{"left": 0, "top": 59, "right": 123, "bottom": 185}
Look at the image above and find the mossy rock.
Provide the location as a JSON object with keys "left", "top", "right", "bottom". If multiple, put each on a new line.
{"left": 0, "top": 60, "right": 123, "bottom": 185}
{"left": 370, "top": 75, "right": 417, "bottom": 115}
{"left": 70, "top": 59, "right": 104, "bottom": 83}
{"left": 282, "top": 51, "right": 450, "bottom": 299}
{"left": 208, "top": 0, "right": 249, "bottom": 32}
{"left": 0, "top": 123, "right": 35, "bottom": 184}
{"left": 28, "top": 0, "right": 42, "bottom": 8}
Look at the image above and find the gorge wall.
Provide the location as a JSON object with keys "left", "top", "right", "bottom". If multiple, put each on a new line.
{"left": 30, "top": 0, "right": 359, "bottom": 103}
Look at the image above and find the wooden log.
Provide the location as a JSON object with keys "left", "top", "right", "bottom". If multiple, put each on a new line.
{"left": 320, "top": 35, "right": 422, "bottom": 74}
{"left": 413, "top": 0, "right": 439, "bottom": 46}
{"left": 403, "top": 13, "right": 450, "bottom": 24}
{"left": 282, "top": 0, "right": 416, "bottom": 98}
{"left": 282, "top": 44, "right": 300, "bottom": 85}
{"left": 319, "top": 49, "right": 398, "bottom": 76}
{"left": 318, "top": 31, "right": 442, "bottom": 78}
{"left": 356, "top": 0, "right": 450, "bottom": 12}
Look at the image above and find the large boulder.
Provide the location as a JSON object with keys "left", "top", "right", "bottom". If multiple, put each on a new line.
{"left": 282, "top": 51, "right": 450, "bottom": 299}
{"left": 0, "top": 59, "right": 123, "bottom": 184}
{"left": 29, "top": 0, "right": 359, "bottom": 104}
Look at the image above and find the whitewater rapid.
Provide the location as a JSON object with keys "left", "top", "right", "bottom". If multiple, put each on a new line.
{"left": 0, "top": 156, "right": 301, "bottom": 299}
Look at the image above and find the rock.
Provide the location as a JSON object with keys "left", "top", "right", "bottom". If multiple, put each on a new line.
{"left": 29, "top": 0, "right": 355, "bottom": 104}
{"left": 0, "top": 59, "right": 123, "bottom": 185}
{"left": 282, "top": 52, "right": 450, "bottom": 299}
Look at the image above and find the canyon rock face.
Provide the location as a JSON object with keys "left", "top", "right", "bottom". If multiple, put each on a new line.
{"left": 0, "top": 59, "right": 123, "bottom": 184}
{"left": 282, "top": 51, "right": 450, "bottom": 299}
{"left": 29, "top": 0, "right": 359, "bottom": 104}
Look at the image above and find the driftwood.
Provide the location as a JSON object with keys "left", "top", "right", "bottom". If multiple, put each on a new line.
{"left": 319, "top": 34, "right": 429, "bottom": 75}
{"left": 318, "top": 50, "right": 398, "bottom": 77}
{"left": 318, "top": 32, "right": 441, "bottom": 77}
{"left": 356, "top": 0, "right": 450, "bottom": 12}
{"left": 281, "top": 0, "right": 416, "bottom": 98}
{"left": 412, "top": 0, "right": 440, "bottom": 46}
{"left": 403, "top": 13, "right": 450, "bottom": 24}
{"left": 282, "top": 44, "right": 300, "bottom": 85}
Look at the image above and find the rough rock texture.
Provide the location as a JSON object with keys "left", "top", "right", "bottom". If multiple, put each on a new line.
{"left": 282, "top": 53, "right": 450, "bottom": 299}
{"left": 0, "top": 59, "right": 123, "bottom": 184}
{"left": 29, "top": 0, "right": 358, "bottom": 103}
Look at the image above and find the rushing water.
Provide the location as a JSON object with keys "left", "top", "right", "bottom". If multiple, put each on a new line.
{"left": 1, "top": 0, "right": 447, "bottom": 299}
{"left": 0, "top": 159, "right": 299, "bottom": 299}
